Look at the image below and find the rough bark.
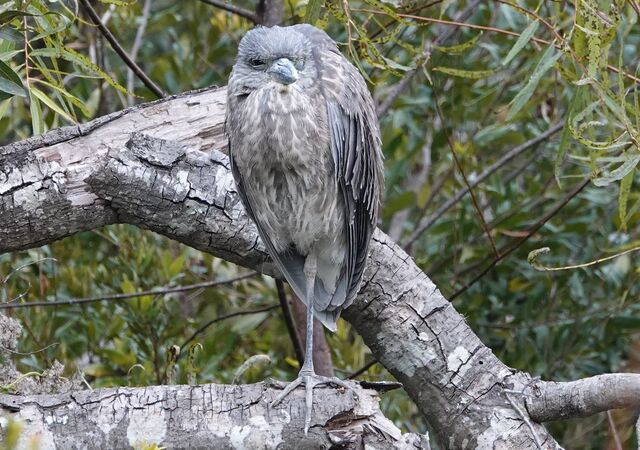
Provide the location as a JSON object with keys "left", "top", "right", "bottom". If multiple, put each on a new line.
{"left": 2, "top": 86, "right": 639, "bottom": 448}
{"left": 0, "top": 381, "right": 428, "bottom": 449}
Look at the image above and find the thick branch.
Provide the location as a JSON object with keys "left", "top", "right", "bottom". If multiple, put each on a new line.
{"left": 2, "top": 86, "right": 633, "bottom": 448}
{"left": 0, "top": 381, "right": 426, "bottom": 448}
{"left": 527, "top": 374, "right": 640, "bottom": 423}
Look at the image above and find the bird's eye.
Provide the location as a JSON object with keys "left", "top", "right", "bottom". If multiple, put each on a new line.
{"left": 249, "top": 58, "right": 266, "bottom": 69}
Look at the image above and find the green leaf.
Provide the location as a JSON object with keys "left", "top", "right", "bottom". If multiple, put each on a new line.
{"left": 31, "top": 46, "right": 131, "bottom": 96}
{"left": 98, "top": 0, "right": 136, "bottom": 5}
{"left": 555, "top": 89, "right": 583, "bottom": 186}
{"left": 32, "top": 78, "right": 89, "bottom": 118}
{"left": 30, "top": 87, "right": 75, "bottom": 123}
{"left": 305, "top": 0, "right": 324, "bottom": 25}
{"left": 29, "top": 91, "right": 44, "bottom": 135}
{"left": 435, "top": 32, "right": 483, "bottom": 55}
{"left": 618, "top": 169, "right": 634, "bottom": 231}
{"left": 592, "top": 153, "right": 640, "bottom": 187}
{"left": 502, "top": 21, "right": 539, "bottom": 65}
{"left": 0, "top": 26, "right": 22, "bottom": 42}
{"left": 0, "top": 10, "right": 36, "bottom": 26}
{"left": 0, "top": 59, "right": 25, "bottom": 100}
{"left": 507, "top": 44, "right": 563, "bottom": 120}
{"left": 432, "top": 66, "right": 497, "bottom": 79}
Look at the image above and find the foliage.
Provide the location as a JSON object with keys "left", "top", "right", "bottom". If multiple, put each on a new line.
{"left": 1, "top": 0, "right": 640, "bottom": 448}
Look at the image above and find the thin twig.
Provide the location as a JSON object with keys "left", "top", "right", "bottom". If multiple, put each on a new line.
{"left": 197, "top": 0, "right": 258, "bottom": 23}
{"left": 347, "top": 359, "right": 378, "bottom": 379}
{"left": 79, "top": 0, "right": 166, "bottom": 98}
{"left": 403, "top": 123, "right": 564, "bottom": 249}
{"left": 432, "top": 88, "right": 499, "bottom": 258}
{"left": 505, "top": 391, "right": 543, "bottom": 450}
{"left": 127, "top": 0, "right": 152, "bottom": 105}
{"left": 275, "top": 280, "right": 304, "bottom": 366}
{"left": 450, "top": 177, "right": 590, "bottom": 300}
{"left": 0, "top": 272, "right": 257, "bottom": 309}
{"left": 179, "top": 305, "right": 279, "bottom": 354}
{"left": 606, "top": 410, "right": 623, "bottom": 450}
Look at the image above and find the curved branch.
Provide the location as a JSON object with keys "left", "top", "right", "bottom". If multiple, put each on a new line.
{"left": 527, "top": 374, "right": 640, "bottom": 423}
{"left": 1, "top": 86, "right": 634, "bottom": 448}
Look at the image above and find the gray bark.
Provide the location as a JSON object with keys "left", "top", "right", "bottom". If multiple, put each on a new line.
{"left": 1, "top": 86, "right": 639, "bottom": 449}
{"left": 0, "top": 381, "right": 428, "bottom": 449}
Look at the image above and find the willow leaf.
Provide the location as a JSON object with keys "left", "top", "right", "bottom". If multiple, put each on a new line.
{"left": 305, "top": 0, "right": 324, "bottom": 24}
{"left": 618, "top": 169, "right": 634, "bottom": 231}
{"left": 432, "top": 66, "right": 497, "bottom": 79}
{"left": 435, "top": 32, "right": 482, "bottom": 55}
{"left": 507, "top": 45, "right": 562, "bottom": 120}
{"left": 592, "top": 153, "right": 640, "bottom": 186}
{"left": 502, "top": 21, "right": 539, "bottom": 65}
{"left": 0, "top": 59, "right": 25, "bottom": 100}
{"left": 30, "top": 87, "right": 75, "bottom": 123}
{"left": 29, "top": 91, "right": 44, "bottom": 135}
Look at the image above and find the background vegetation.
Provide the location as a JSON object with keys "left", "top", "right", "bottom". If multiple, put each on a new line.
{"left": 1, "top": 0, "right": 639, "bottom": 447}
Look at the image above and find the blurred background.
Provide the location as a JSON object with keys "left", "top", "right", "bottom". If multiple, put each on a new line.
{"left": 0, "top": 0, "right": 639, "bottom": 447}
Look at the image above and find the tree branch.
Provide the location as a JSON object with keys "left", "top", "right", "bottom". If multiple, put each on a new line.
{"left": 402, "top": 122, "right": 564, "bottom": 249}
{"left": 2, "top": 86, "right": 635, "bottom": 448}
{"left": 197, "top": 0, "right": 258, "bottom": 23}
{"left": 79, "top": 0, "right": 167, "bottom": 99}
{"left": 0, "top": 273, "right": 256, "bottom": 309}
{"left": 527, "top": 374, "right": 640, "bottom": 423}
{"left": 0, "top": 381, "right": 427, "bottom": 448}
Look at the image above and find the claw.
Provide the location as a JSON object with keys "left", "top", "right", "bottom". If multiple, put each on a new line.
{"left": 270, "top": 374, "right": 358, "bottom": 435}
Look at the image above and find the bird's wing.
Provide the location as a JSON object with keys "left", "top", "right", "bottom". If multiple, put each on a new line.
{"left": 294, "top": 25, "right": 384, "bottom": 311}
{"left": 229, "top": 151, "right": 342, "bottom": 330}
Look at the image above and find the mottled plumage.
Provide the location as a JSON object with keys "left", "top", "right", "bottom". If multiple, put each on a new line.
{"left": 225, "top": 24, "right": 383, "bottom": 433}
{"left": 226, "top": 24, "right": 383, "bottom": 330}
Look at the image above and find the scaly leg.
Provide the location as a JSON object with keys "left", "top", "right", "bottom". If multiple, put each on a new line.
{"left": 271, "top": 253, "right": 355, "bottom": 434}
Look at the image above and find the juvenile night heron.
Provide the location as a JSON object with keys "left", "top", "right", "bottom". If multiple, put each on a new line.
{"left": 226, "top": 24, "right": 384, "bottom": 433}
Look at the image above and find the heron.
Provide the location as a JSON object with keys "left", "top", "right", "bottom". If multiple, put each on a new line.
{"left": 225, "top": 24, "right": 384, "bottom": 434}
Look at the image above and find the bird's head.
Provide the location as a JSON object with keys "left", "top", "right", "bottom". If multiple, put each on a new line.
{"left": 228, "top": 26, "right": 318, "bottom": 96}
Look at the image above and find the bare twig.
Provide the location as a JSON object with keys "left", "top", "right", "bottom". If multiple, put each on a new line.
{"left": 606, "top": 410, "right": 623, "bottom": 450}
{"left": 275, "top": 280, "right": 304, "bottom": 366}
{"left": 433, "top": 88, "right": 499, "bottom": 258}
{"left": 79, "top": 0, "right": 167, "bottom": 98}
{"left": 0, "top": 272, "right": 257, "bottom": 309}
{"left": 127, "top": 0, "right": 152, "bottom": 105}
{"left": 179, "top": 305, "right": 279, "bottom": 354}
{"left": 505, "top": 392, "right": 543, "bottom": 450}
{"left": 197, "top": 0, "right": 258, "bottom": 23}
{"left": 450, "top": 177, "right": 590, "bottom": 300}
{"left": 347, "top": 359, "right": 378, "bottom": 379}
{"left": 403, "top": 123, "right": 564, "bottom": 249}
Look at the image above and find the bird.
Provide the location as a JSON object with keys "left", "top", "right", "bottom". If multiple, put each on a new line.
{"left": 225, "top": 24, "right": 384, "bottom": 434}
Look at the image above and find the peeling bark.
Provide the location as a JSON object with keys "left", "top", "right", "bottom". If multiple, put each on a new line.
{"left": 0, "top": 381, "right": 428, "bottom": 449}
{"left": 2, "top": 86, "right": 639, "bottom": 448}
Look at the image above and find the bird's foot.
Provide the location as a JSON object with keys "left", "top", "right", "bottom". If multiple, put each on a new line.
{"left": 271, "top": 371, "right": 356, "bottom": 434}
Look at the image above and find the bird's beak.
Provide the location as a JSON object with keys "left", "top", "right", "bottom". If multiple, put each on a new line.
{"left": 268, "top": 58, "right": 298, "bottom": 85}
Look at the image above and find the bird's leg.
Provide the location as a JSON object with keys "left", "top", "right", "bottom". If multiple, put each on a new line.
{"left": 271, "top": 254, "right": 355, "bottom": 434}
